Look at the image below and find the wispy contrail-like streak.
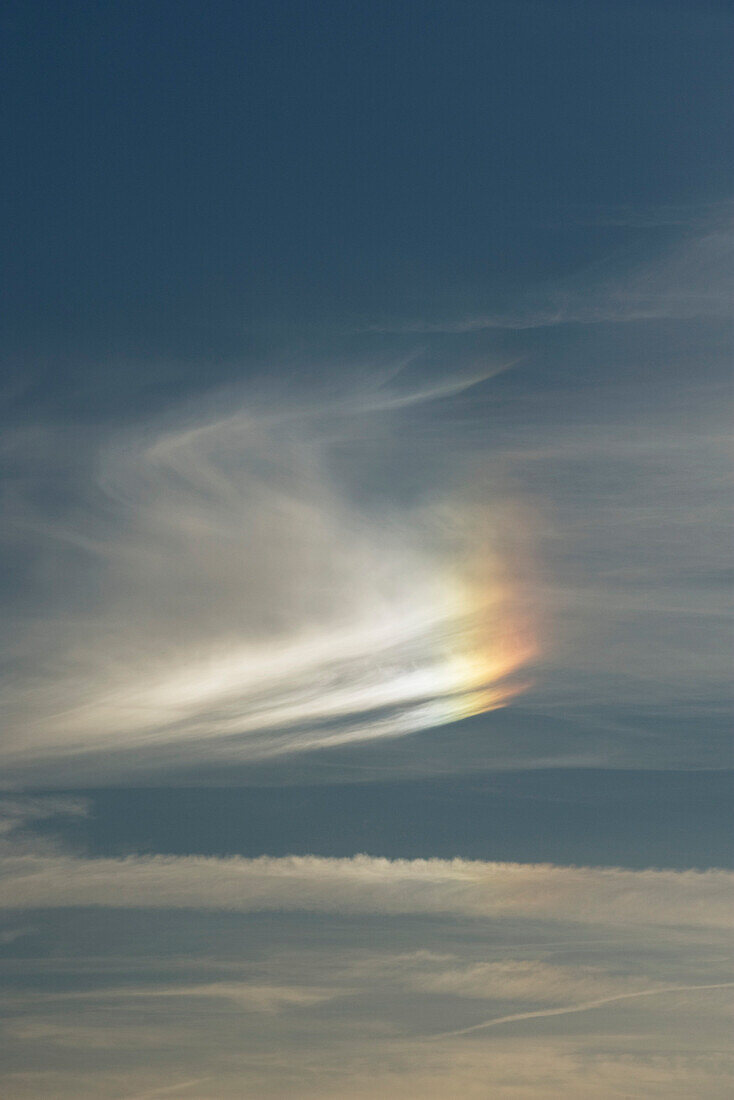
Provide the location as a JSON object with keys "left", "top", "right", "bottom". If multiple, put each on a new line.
{"left": 431, "top": 981, "right": 734, "bottom": 1038}
{"left": 123, "top": 1079, "right": 212, "bottom": 1100}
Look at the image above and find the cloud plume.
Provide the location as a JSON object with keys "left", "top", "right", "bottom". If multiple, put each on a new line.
{"left": 2, "top": 846, "right": 732, "bottom": 930}
{"left": 0, "top": 372, "right": 537, "bottom": 780}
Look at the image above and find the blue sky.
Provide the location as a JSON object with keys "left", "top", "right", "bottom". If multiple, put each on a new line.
{"left": 1, "top": 2, "right": 733, "bottom": 1097}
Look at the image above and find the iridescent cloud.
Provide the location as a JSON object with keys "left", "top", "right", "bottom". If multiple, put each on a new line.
{"left": 1, "top": 372, "right": 538, "bottom": 778}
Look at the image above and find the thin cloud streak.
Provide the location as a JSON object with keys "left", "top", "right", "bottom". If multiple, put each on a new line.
{"left": 2, "top": 848, "right": 733, "bottom": 929}
{"left": 365, "top": 226, "right": 734, "bottom": 332}
{"left": 8, "top": 980, "right": 335, "bottom": 1013}
{"left": 122, "top": 1080, "right": 212, "bottom": 1100}
{"left": 433, "top": 981, "right": 734, "bottom": 1038}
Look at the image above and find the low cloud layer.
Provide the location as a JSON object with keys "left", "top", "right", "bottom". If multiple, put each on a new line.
{"left": 2, "top": 859, "right": 733, "bottom": 1098}
{"left": 3, "top": 847, "right": 733, "bottom": 929}
{"left": 2, "top": 801, "right": 732, "bottom": 1099}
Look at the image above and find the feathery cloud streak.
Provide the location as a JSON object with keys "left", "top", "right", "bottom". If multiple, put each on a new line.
{"left": 1, "top": 372, "right": 537, "bottom": 777}
{"left": 2, "top": 803, "right": 732, "bottom": 1099}
{"left": 364, "top": 226, "right": 734, "bottom": 332}
{"left": 3, "top": 848, "right": 732, "bottom": 929}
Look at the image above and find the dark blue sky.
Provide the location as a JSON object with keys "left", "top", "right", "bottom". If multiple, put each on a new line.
{"left": 2, "top": 1, "right": 732, "bottom": 390}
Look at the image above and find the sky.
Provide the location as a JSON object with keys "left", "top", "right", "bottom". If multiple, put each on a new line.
{"left": 0, "top": 1, "right": 733, "bottom": 1097}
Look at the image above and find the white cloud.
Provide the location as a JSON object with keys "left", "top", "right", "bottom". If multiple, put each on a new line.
{"left": 2, "top": 841, "right": 732, "bottom": 1100}
{"left": 5, "top": 1038, "right": 733, "bottom": 1100}
{"left": 0, "top": 798, "right": 88, "bottom": 836}
{"left": 412, "top": 958, "right": 657, "bottom": 1002}
{"left": 0, "top": 374, "right": 536, "bottom": 782}
{"left": 9, "top": 980, "right": 335, "bottom": 1014}
{"left": 2, "top": 849, "right": 733, "bottom": 929}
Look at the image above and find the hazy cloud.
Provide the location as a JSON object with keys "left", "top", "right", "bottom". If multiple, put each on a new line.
{"left": 366, "top": 226, "right": 734, "bottom": 331}
{"left": 0, "top": 372, "right": 537, "bottom": 782}
{"left": 2, "top": 847, "right": 733, "bottom": 929}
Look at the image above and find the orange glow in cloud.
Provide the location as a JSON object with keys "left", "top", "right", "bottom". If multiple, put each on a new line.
{"left": 2, "top": 405, "right": 540, "bottom": 774}
{"left": 433, "top": 503, "right": 539, "bottom": 723}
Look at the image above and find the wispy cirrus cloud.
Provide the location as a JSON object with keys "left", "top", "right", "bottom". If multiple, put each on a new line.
{"left": 2, "top": 848, "right": 732, "bottom": 929}
{"left": 0, "top": 797, "right": 88, "bottom": 837}
{"left": 0, "top": 370, "right": 537, "bottom": 784}
{"left": 1, "top": 218, "right": 731, "bottom": 788}
{"left": 2, "top": 802, "right": 732, "bottom": 1100}
{"left": 433, "top": 980, "right": 734, "bottom": 1038}
{"left": 7, "top": 980, "right": 335, "bottom": 1013}
{"left": 364, "top": 225, "right": 734, "bottom": 332}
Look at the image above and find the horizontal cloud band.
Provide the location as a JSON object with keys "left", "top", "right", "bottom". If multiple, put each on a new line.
{"left": 3, "top": 852, "right": 733, "bottom": 929}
